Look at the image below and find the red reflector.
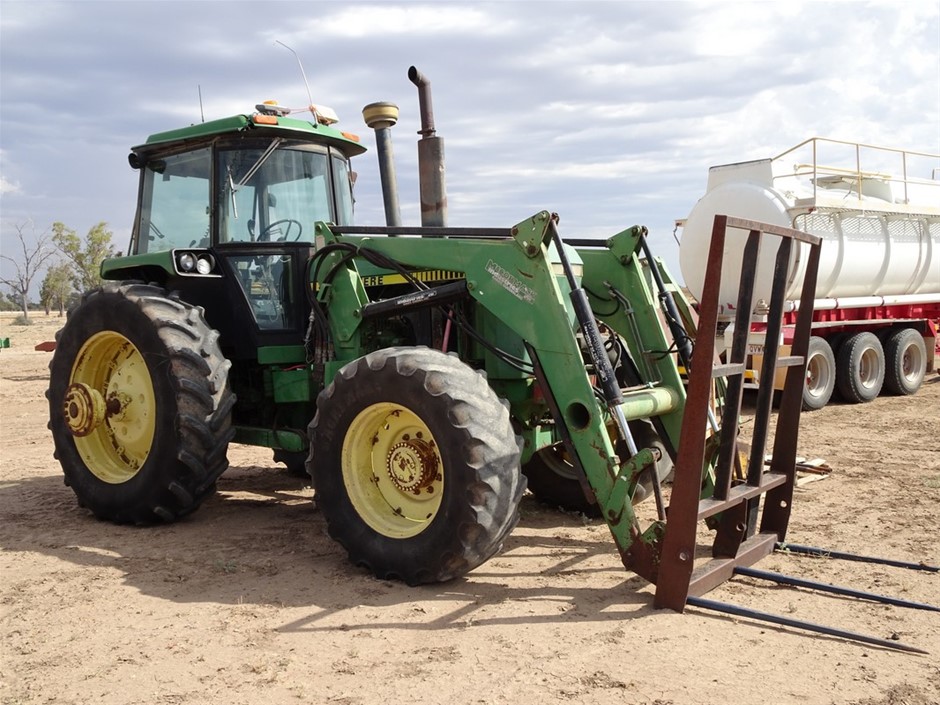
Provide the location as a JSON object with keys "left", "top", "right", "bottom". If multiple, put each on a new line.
{"left": 252, "top": 114, "right": 278, "bottom": 125}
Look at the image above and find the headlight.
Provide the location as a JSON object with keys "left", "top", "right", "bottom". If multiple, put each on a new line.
{"left": 195, "top": 255, "right": 215, "bottom": 275}
{"left": 175, "top": 250, "right": 217, "bottom": 276}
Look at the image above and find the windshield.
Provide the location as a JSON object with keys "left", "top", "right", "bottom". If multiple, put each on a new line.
{"left": 132, "top": 140, "right": 355, "bottom": 254}
{"left": 218, "top": 143, "right": 350, "bottom": 244}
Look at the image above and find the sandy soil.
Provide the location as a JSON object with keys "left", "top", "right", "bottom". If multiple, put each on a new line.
{"left": 1, "top": 312, "right": 938, "bottom": 705}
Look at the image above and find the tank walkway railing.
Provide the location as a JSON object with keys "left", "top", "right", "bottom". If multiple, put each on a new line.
{"left": 651, "top": 215, "right": 822, "bottom": 611}
{"left": 772, "top": 136, "right": 940, "bottom": 211}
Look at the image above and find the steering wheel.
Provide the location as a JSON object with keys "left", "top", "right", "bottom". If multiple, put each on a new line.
{"left": 257, "top": 219, "right": 303, "bottom": 242}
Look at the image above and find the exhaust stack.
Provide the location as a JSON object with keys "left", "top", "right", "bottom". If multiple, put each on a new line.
{"left": 408, "top": 66, "right": 447, "bottom": 228}
{"left": 362, "top": 101, "right": 402, "bottom": 228}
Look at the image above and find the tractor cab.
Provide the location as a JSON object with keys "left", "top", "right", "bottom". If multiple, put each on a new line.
{"left": 118, "top": 103, "right": 365, "bottom": 357}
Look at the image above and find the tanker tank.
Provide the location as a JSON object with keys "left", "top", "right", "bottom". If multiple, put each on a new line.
{"left": 679, "top": 138, "right": 940, "bottom": 317}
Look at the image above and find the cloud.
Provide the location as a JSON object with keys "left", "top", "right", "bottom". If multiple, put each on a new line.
{"left": 0, "top": 148, "right": 21, "bottom": 197}
{"left": 0, "top": 0, "right": 937, "bottom": 289}
{"left": 267, "top": 4, "right": 508, "bottom": 42}
{"left": 0, "top": 176, "right": 21, "bottom": 196}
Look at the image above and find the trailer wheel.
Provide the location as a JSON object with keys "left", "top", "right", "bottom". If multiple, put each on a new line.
{"left": 835, "top": 332, "right": 884, "bottom": 403}
{"left": 802, "top": 336, "right": 835, "bottom": 411}
{"left": 47, "top": 284, "right": 235, "bottom": 524}
{"left": 523, "top": 421, "right": 671, "bottom": 515}
{"left": 883, "top": 328, "right": 926, "bottom": 396}
{"left": 310, "top": 347, "right": 525, "bottom": 585}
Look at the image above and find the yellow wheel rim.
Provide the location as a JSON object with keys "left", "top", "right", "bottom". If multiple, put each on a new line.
{"left": 341, "top": 402, "right": 444, "bottom": 538}
{"left": 65, "top": 331, "right": 156, "bottom": 483}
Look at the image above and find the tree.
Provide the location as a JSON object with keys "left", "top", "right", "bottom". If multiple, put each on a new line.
{"left": 0, "top": 221, "right": 56, "bottom": 321}
{"left": 0, "top": 292, "right": 18, "bottom": 312}
{"left": 51, "top": 221, "right": 115, "bottom": 293}
{"left": 40, "top": 262, "right": 74, "bottom": 316}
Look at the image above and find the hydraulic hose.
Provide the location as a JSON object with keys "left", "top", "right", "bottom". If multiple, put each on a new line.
{"left": 548, "top": 216, "right": 639, "bottom": 458}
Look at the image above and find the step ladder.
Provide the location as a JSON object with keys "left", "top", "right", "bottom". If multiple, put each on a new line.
{"left": 654, "top": 214, "right": 822, "bottom": 610}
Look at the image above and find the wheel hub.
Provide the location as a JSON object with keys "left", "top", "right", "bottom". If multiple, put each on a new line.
{"left": 342, "top": 402, "right": 445, "bottom": 539}
{"left": 65, "top": 330, "right": 156, "bottom": 484}
{"left": 63, "top": 383, "right": 107, "bottom": 437}
{"left": 387, "top": 437, "right": 439, "bottom": 494}
{"left": 807, "top": 355, "right": 827, "bottom": 391}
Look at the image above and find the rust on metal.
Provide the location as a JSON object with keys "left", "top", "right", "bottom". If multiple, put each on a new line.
{"left": 651, "top": 214, "right": 822, "bottom": 611}
{"left": 62, "top": 382, "right": 107, "bottom": 437}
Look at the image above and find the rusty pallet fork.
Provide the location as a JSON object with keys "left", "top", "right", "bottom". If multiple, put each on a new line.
{"left": 627, "top": 215, "right": 938, "bottom": 654}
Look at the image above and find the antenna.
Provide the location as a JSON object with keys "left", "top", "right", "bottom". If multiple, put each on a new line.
{"left": 275, "top": 40, "right": 315, "bottom": 112}
{"left": 198, "top": 85, "right": 205, "bottom": 123}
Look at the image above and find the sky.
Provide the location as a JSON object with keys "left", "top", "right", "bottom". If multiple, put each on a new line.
{"left": 2, "top": 0, "right": 939, "bottom": 295}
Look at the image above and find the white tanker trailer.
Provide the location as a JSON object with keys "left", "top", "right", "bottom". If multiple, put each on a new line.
{"left": 679, "top": 137, "right": 940, "bottom": 409}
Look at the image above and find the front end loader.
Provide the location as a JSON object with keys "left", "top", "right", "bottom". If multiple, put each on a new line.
{"left": 48, "top": 69, "right": 935, "bottom": 649}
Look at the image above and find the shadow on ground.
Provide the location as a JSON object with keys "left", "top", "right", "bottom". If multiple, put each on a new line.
{"left": 0, "top": 462, "right": 656, "bottom": 632}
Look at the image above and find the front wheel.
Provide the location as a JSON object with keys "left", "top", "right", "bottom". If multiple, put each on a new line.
{"left": 47, "top": 284, "right": 235, "bottom": 524}
{"left": 310, "top": 347, "right": 525, "bottom": 585}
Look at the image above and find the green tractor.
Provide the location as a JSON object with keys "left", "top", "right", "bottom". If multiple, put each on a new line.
{"left": 48, "top": 68, "right": 817, "bottom": 604}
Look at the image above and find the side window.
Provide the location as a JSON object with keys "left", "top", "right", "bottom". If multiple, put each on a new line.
{"left": 137, "top": 148, "right": 211, "bottom": 252}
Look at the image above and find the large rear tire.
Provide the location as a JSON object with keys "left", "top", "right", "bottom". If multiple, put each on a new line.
{"left": 310, "top": 347, "right": 525, "bottom": 585}
{"left": 883, "top": 328, "right": 926, "bottom": 396}
{"left": 835, "top": 331, "right": 884, "bottom": 403}
{"left": 802, "top": 336, "right": 835, "bottom": 411}
{"left": 47, "top": 284, "right": 235, "bottom": 524}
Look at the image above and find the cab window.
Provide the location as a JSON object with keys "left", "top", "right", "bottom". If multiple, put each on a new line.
{"left": 136, "top": 147, "right": 211, "bottom": 252}
{"left": 218, "top": 144, "right": 334, "bottom": 244}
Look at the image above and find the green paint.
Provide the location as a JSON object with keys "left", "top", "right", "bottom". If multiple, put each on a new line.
{"left": 234, "top": 425, "right": 307, "bottom": 452}
{"left": 137, "top": 113, "right": 366, "bottom": 157}
{"left": 272, "top": 368, "right": 311, "bottom": 403}
{"left": 257, "top": 345, "right": 307, "bottom": 365}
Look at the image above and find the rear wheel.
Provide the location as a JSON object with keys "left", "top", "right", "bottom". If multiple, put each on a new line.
{"left": 47, "top": 284, "right": 235, "bottom": 523}
{"left": 883, "top": 328, "right": 926, "bottom": 396}
{"left": 802, "top": 336, "right": 835, "bottom": 411}
{"left": 835, "top": 331, "right": 884, "bottom": 403}
{"left": 310, "top": 347, "right": 525, "bottom": 585}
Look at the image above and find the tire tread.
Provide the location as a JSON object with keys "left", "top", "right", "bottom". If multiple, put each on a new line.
{"left": 47, "top": 284, "right": 234, "bottom": 524}
{"left": 311, "top": 346, "right": 525, "bottom": 584}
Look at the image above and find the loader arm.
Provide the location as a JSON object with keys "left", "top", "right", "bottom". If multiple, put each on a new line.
{"left": 312, "top": 211, "right": 699, "bottom": 570}
{"left": 575, "top": 227, "right": 690, "bottom": 465}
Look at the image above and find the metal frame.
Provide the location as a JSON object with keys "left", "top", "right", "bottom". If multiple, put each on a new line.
{"left": 652, "top": 215, "right": 822, "bottom": 610}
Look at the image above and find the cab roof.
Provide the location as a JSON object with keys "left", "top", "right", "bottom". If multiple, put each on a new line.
{"left": 132, "top": 112, "right": 367, "bottom": 157}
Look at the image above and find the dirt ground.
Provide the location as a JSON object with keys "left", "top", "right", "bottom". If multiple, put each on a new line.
{"left": 1, "top": 311, "right": 938, "bottom": 705}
